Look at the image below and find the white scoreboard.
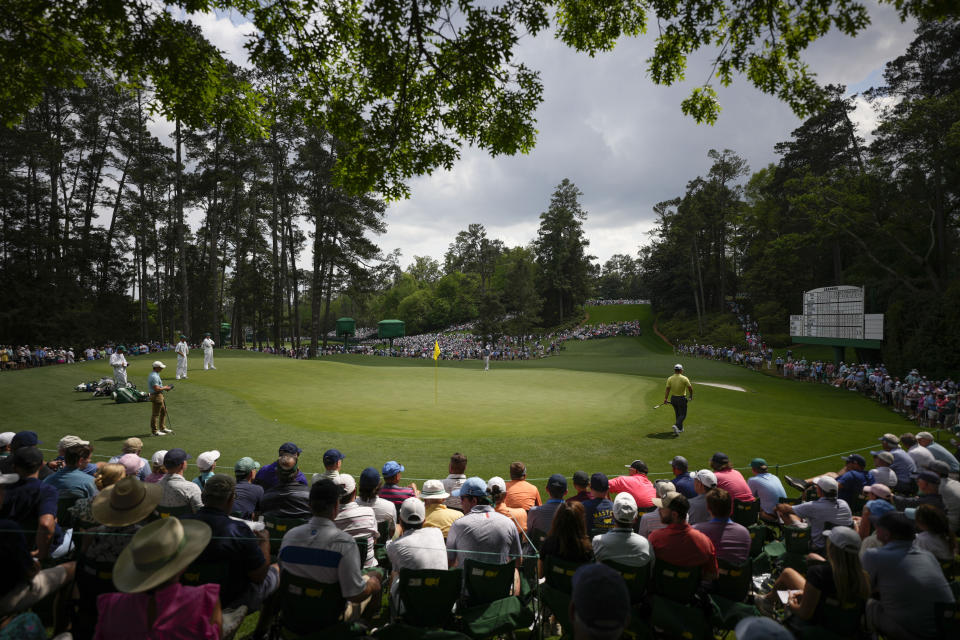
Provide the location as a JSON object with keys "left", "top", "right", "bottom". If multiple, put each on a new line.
{"left": 790, "top": 286, "right": 883, "bottom": 342}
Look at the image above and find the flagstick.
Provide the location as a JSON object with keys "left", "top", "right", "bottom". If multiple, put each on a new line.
{"left": 434, "top": 358, "right": 438, "bottom": 405}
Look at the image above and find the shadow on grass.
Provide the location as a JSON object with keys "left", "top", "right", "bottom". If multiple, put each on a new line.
{"left": 645, "top": 431, "right": 678, "bottom": 440}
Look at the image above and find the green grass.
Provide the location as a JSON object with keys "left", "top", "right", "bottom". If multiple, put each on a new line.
{"left": 1, "top": 305, "right": 908, "bottom": 489}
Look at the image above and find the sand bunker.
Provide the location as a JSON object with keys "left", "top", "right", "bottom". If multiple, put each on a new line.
{"left": 699, "top": 382, "right": 747, "bottom": 392}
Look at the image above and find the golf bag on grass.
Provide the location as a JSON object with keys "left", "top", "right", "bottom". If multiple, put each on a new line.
{"left": 113, "top": 387, "right": 149, "bottom": 403}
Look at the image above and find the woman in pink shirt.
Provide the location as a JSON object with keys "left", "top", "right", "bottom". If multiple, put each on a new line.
{"left": 710, "top": 452, "right": 755, "bottom": 503}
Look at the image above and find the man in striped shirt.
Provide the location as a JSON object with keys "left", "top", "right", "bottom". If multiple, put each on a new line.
{"left": 379, "top": 461, "right": 418, "bottom": 514}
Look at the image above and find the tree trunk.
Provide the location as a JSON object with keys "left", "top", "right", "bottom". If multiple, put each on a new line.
{"left": 175, "top": 118, "right": 190, "bottom": 338}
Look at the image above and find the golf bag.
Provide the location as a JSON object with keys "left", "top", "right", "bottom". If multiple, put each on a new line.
{"left": 93, "top": 377, "right": 116, "bottom": 397}
{"left": 75, "top": 381, "right": 99, "bottom": 392}
{"left": 113, "top": 387, "right": 149, "bottom": 403}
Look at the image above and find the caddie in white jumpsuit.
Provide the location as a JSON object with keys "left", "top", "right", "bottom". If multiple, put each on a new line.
{"left": 175, "top": 335, "right": 189, "bottom": 380}
{"left": 110, "top": 345, "right": 129, "bottom": 387}
{"left": 201, "top": 332, "right": 216, "bottom": 370}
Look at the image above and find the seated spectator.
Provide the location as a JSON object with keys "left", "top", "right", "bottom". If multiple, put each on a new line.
{"left": 867, "top": 450, "right": 897, "bottom": 488}
{"left": 158, "top": 449, "right": 203, "bottom": 513}
{"left": 333, "top": 473, "right": 378, "bottom": 568}
{"left": 118, "top": 453, "right": 147, "bottom": 483}
{"left": 539, "top": 500, "right": 594, "bottom": 577}
{"left": 877, "top": 433, "right": 916, "bottom": 493}
{"left": 0, "top": 432, "right": 14, "bottom": 459}
{"left": 312, "top": 448, "right": 344, "bottom": 485}
{"left": 608, "top": 459, "right": 656, "bottom": 508}
{"left": 504, "top": 461, "right": 542, "bottom": 511}
{"left": 894, "top": 470, "right": 945, "bottom": 512}
{"left": 84, "top": 476, "right": 161, "bottom": 566}
{"left": 638, "top": 481, "right": 674, "bottom": 538}
{"left": 356, "top": 467, "right": 397, "bottom": 539}
{"left": 70, "top": 462, "right": 125, "bottom": 526}
{"left": 916, "top": 431, "right": 959, "bottom": 474}
{"left": 566, "top": 471, "right": 590, "bottom": 504}
{"left": 259, "top": 454, "right": 311, "bottom": 519}
{"left": 489, "top": 476, "right": 527, "bottom": 536}
{"left": 583, "top": 473, "right": 615, "bottom": 537}
{"left": 0, "top": 432, "right": 50, "bottom": 480}
{"left": 857, "top": 484, "right": 896, "bottom": 543}
{"left": 108, "top": 437, "right": 150, "bottom": 481}
{"left": 592, "top": 492, "right": 653, "bottom": 568}
{"left": 901, "top": 432, "right": 935, "bottom": 470}
{"left": 50, "top": 435, "right": 98, "bottom": 476}
{"left": 420, "top": 479, "right": 462, "bottom": 538}
{"left": 648, "top": 492, "right": 717, "bottom": 580}
{"left": 793, "top": 454, "right": 874, "bottom": 505}
{"left": 734, "top": 617, "right": 793, "bottom": 640}
{"left": 192, "top": 450, "right": 220, "bottom": 489}
{"left": 447, "top": 477, "right": 522, "bottom": 568}
{"left": 386, "top": 497, "right": 447, "bottom": 613}
{"left": 688, "top": 469, "right": 717, "bottom": 525}
{"left": 43, "top": 442, "right": 98, "bottom": 500}
{"left": 0, "top": 472, "right": 76, "bottom": 632}
{"left": 183, "top": 474, "right": 278, "bottom": 613}
{"left": 925, "top": 460, "right": 960, "bottom": 533}
{"left": 747, "top": 458, "right": 786, "bottom": 522}
{"left": 669, "top": 455, "right": 697, "bottom": 498}
{"left": 0, "top": 447, "right": 59, "bottom": 558}
{"left": 253, "top": 442, "right": 307, "bottom": 491}
{"left": 233, "top": 457, "right": 263, "bottom": 519}
{"left": 693, "top": 487, "right": 751, "bottom": 565}
{"left": 379, "top": 461, "right": 417, "bottom": 513}
{"left": 775, "top": 476, "right": 853, "bottom": 552}
{"left": 278, "top": 479, "right": 381, "bottom": 618}
{"left": 569, "top": 563, "right": 631, "bottom": 640}
{"left": 909, "top": 503, "right": 956, "bottom": 562}
{"left": 94, "top": 517, "right": 222, "bottom": 639}
{"left": 709, "top": 452, "right": 754, "bottom": 503}
{"left": 441, "top": 452, "right": 467, "bottom": 511}
{"left": 145, "top": 450, "right": 167, "bottom": 483}
{"left": 755, "top": 526, "right": 869, "bottom": 624}
{"left": 527, "top": 474, "right": 567, "bottom": 538}
{"left": 862, "top": 512, "right": 955, "bottom": 640}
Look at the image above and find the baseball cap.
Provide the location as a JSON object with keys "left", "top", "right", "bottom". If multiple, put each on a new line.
{"left": 625, "top": 460, "right": 648, "bottom": 473}
{"left": 653, "top": 490, "right": 683, "bottom": 509}
{"left": 323, "top": 449, "right": 345, "bottom": 465}
{"left": 12, "top": 431, "right": 41, "bottom": 448}
{"left": 420, "top": 479, "right": 449, "bottom": 499}
{"left": 336, "top": 473, "right": 357, "bottom": 496}
{"left": 452, "top": 476, "right": 487, "bottom": 498}
{"left": 234, "top": 457, "right": 261, "bottom": 474}
{"left": 572, "top": 471, "right": 590, "bottom": 487}
{"left": 118, "top": 453, "right": 144, "bottom": 477}
{"left": 750, "top": 458, "right": 768, "bottom": 471}
{"left": 12, "top": 446, "right": 44, "bottom": 469}
{"left": 916, "top": 470, "right": 941, "bottom": 485}
{"left": 695, "top": 469, "right": 717, "bottom": 488}
{"left": 202, "top": 474, "right": 236, "bottom": 504}
{"left": 815, "top": 476, "right": 838, "bottom": 493}
{"left": 163, "top": 448, "right": 190, "bottom": 468}
{"left": 400, "top": 497, "right": 426, "bottom": 525}
{"left": 0, "top": 432, "right": 15, "bottom": 448}
{"left": 711, "top": 452, "right": 729, "bottom": 466}
{"left": 571, "top": 564, "right": 630, "bottom": 634}
{"left": 278, "top": 442, "right": 302, "bottom": 455}
{"left": 871, "top": 450, "right": 894, "bottom": 464}
{"left": 842, "top": 454, "right": 866, "bottom": 467}
{"left": 916, "top": 431, "right": 934, "bottom": 441}
{"left": 359, "top": 467, "right": 381, "bottom": 489}
{"left": 546, "top": 473, "right": 567, "bottom": 492}
{"left": 674, "top": 363, "right": 683, "bottom": 370}
{"left": 59, "top": 435, "right": 90, "bottom": 450}
{"left": 151, "top": 450, "right": 168, "bottom": 466}
{"left": 122, "top": 437, "right": 144, "bottom": 453}
{"left": 151, "top": 360, "right": 166, "bottom": 369}
{"left": 669, "top": 456, "right": 688, "bottom": 471}
{"left": 382, "top": 461, "right": 404, "bottom": 477}
{"left": 823, "top": 526, "right": 861, "bottom": 552}
{"left": 879, "top": 433, "right": 899, "bottom": 445}
{"left": 196, "top": 450, "right": 220, "bottom": 471}
{"left": 487, "top": 476, "right": 507, "bottom": 494}
{"left": 927, "top": 460, "right": 949, "bottom": 477}
{"left": 863, "top": 484, "right": 892, "bottom": 499}
{"left": 590, "top": 472, "right": 609, "bottom": 493}
{"left": 612, "top": 492, "right": 638, "bottom": 523}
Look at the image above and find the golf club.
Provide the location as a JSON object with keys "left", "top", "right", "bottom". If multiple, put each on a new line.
{"left": 162, "top": 395, "right": 175, "bottom": 435}
{"left": 653, "top": 402, "right": 665, "bottom": 409}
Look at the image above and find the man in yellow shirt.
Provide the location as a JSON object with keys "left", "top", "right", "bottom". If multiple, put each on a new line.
{"left": 421, "top": 479, "right": 463, "bottom": 537}
{"left": 664, "top": 364, "right": 694, "bottom": 436}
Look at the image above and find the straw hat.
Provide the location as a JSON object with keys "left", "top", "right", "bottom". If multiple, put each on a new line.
{"left": 112, "top": 517, "right": 212, "bottom": 593}
{"left": 92, "top": 477, "right": 162, "bottom": 527}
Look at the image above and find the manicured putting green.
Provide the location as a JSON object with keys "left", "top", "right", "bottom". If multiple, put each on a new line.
{"left": 1, "top": 305, "right": 908, "bottom": 489}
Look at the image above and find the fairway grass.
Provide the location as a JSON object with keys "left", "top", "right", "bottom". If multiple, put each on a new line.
{"left": 1, "top": 305, "right": 910, "bottom": 491}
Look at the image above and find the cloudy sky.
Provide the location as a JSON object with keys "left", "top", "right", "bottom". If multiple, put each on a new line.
{"left": 183, "top": 4, "right": 918, "bottom": 269}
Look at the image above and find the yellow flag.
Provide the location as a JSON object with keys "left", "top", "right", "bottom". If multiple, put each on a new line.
{"left": 433, "top": 340, "right": 440, "bottom": 361}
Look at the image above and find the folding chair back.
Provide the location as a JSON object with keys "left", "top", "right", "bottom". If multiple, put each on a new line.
{"left": 73, "top": 555, "right": 118, "bottom": 639}
{"left": 814, "top": 596, "right": 864, "bottom": 636}
{"left": 462, "top": 559, "right": 515, "bottom": 605}
{"left": 714, "top": 559, "right": 751, "bottom": 602}
{"left": 263, "top": 515, "right": 308, "bottom": 559}
{"left": 935, "top": 601, "right": 960, "bottom": 639}
{"left": 783, "top": 525, "right": 811, "bottom": 555}
{"left": 652, "top": 559, "right": 701, "bottom": 603}
{"left": 602, "top": 559, "right": 650, "bottom": 604}
{"left": 732, "top": 500, "right": 759, "bottom": 527}
{"left": 57, "top": 496, "right": 79, "bottom": 530}
{"left": 181, "top": 561, "right": 231, "bottom": 588}
{"left": 748, "top": 524, "right": 768, "bottom": 558}
{"left": 277, "top": 570, "right": 345, "bottom": 636}
{"left": 376, "top": 519, "right": 393, "bottom": 570}
{"left": 156, "top": 504, "right": 194, "bottom": 520}
{"left": 543, "top": 556, "right": 583, "bottom": 594}
{"left": 397, "top": 568, "right": 462, "bottom": 628}
{"left": 355, "top": 536, "right": 368, "bottom": 564}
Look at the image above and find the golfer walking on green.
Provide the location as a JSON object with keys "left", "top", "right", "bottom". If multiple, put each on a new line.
{"left": 665, "top": 364, "right": 693, "bottom": 437}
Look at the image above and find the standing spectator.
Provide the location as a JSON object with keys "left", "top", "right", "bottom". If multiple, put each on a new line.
{"left": 379, "top": 461, "right": 417, "bottom": 513}
{"left": 582, "top": 473, "right": 615, "bottom": 537}
{"left": 253, "top": 443, "right": 307, "bottom": 491}
{"left": 446, "top": 477, "right": 522, "bottom": 568}
{"left": 504, "top": 461, "right": 542, "bottom": 511}
{"left": 386, "top": 497, "right": 448, "bottom": 612}
{"left": 260, "top": 454, "right": 311, "bottom": 519}
{"left": 333, "top": 474, "right": 378, "bottom": 568}
{"left": 157, "top": 449, "right": 203, "bottom": 513}
{"left": 233, "top": 457, "right": 263, "bottom": 519}
{"left": 193, "top": 450, "right": 220, "bottom": 489}
{"left": 441, "top": 452, "right": 468, "bottom": 511}
{"left": 527, "top": 474, "right": 567, "bottom": 537}
{"left": 566, "top": 471, "right": 590, "bottom": 504}
{"left": 43, "top": 443, "right": 98, "bottom": 500}
{"left": 693, "top": 488, "right": 751, "bottom": 565}
{"left": 421, "top": 479, "right": 462, "bottom": 538}
{"left": 669, "top": 456, "right": 697, "bottom": 498}
{"left": 916, "top": 431, "right": 959, "bottom": 474}
{"left": 608, "top": 459, "right": 656, "bottom": 508}
{"left": 593, "top": 492, "right": 654, "bottom": 568}
{"left": 688, "top": 469, "right": 717, "bottom": 525}
{"left": 648, "top": 492, "right": 717, "bottom": 580}
{"left": 356, "top": 467, "right": 397, "bottom": 539}
{"left": 747, "top": 458, "right": 786, "bottom": 523}
{"left": 710, "top": 452, "right": 754, "bottom": 503}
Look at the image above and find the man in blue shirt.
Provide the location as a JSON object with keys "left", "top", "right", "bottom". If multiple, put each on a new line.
{"left": 835, "top": 454, "right": 873, "bottom": 504}
{"left": 42, "top": 443, "right": 97, "bottom": 500}
{"left": 527, "top": 473, "right": 567, "bottom": 538}
{"left": 0, "top": 447, "right": 61, "bottom": 558}
{"left": 877, "top": 433, "right": 916, "bottom": 493}
{"left": 583, "top": 473, "right": 615, "bottom": 537}
{"left": 669, "top": 455, "right": 697, "bottom": 498}
{"left": 148, "top": 360, "right": 173, "bottom": 437}
{"left": 746, "top": 458, "right": 786, "bottom": 522}
{"left": 253, "top": 442, "right": 308, "bottom": 491}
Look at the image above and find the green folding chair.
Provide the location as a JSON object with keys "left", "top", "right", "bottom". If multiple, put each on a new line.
{"left": 651, "top": 559, "right": 701, "bottom": 603}
{"left": 156, "top": 504, "right": 194, "bottom": 520}
{"left": 181, "top": 561, "right": 231, "bottom": 588}
{"left": 460, "top": 560, "right": 533, "bottom": 639}
{"left": 275, "top": 570, "right": 349, "bottom": 639}
{"left": 395, "top": 568, "right": 462, "bottom": 628}
{"left": 543, "top": 556, "right": 583, "bottom": 594}
{"left": 732, "top": 500, "right": 760, "bottom": 527}
{"left": 602, "top": 559, "right": 651, "bottom": 605}
{"left": 263, "top": 515, "right": 308, "bottom": 560}
{"left": 791, "top": 596, "right": 865, "bottom": 640}
{"left": 73, "top": 554, "right": 118, "bottom": 639}
{"left": 57, "top": 496, "right": 79, "bottom": 530}
{"left": 376, "top": 519, "right": 393, "bottom": 570}
{"left": 748, "top": 523, "right": 768, "bottom": 559}
{"left": 711, "top": 559, "right": 756, "bottom": 634}
{"left": 461, "top": 559, "right": 515, "bottom": 605}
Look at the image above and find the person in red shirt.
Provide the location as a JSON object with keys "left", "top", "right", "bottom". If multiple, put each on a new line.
{"left": 504, "top": 462, "right": 542, "bottom": 511}
{"left": 709, "top": 452, "right": 755, "bottom": 503}
{"left": 648, "top": 492, "right": 717, "bottom": 580}
{"left": 608, "top": 459, "right": 656, "bottom": 508}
